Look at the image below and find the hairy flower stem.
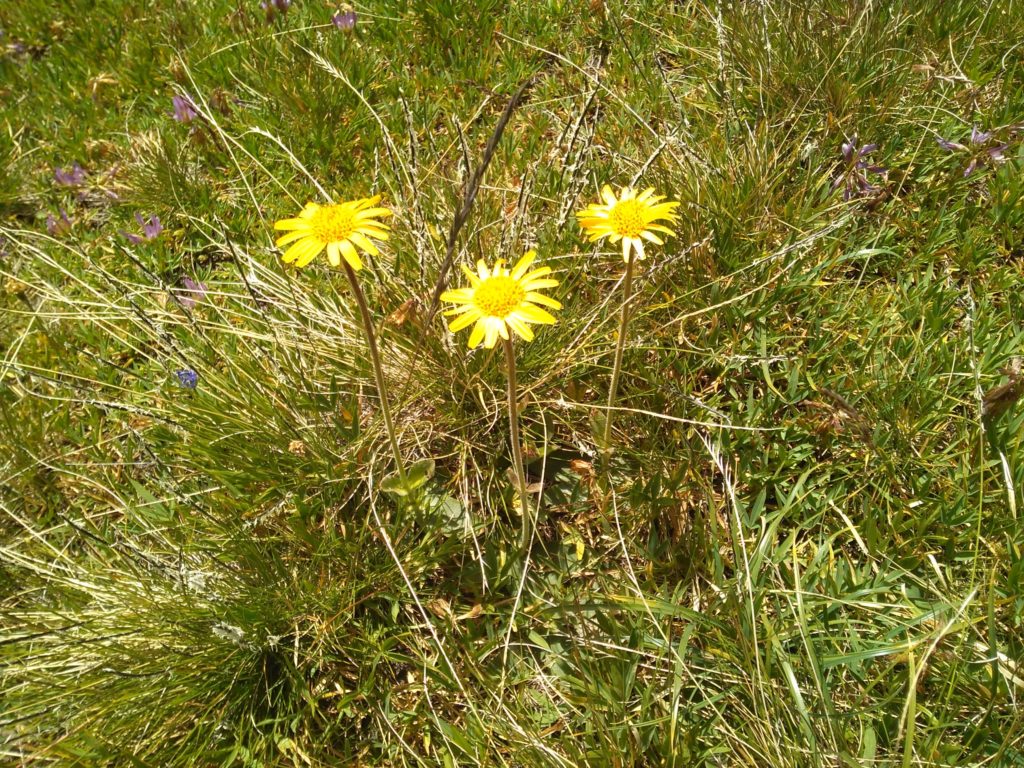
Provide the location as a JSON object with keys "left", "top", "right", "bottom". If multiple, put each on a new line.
{"left": 601, "top": 253, "right": 635, "bottom": 477}
{"left": 343, "top": 262, "right": 406, "bottom": 485}
{"left": 504, "top": 337, "right": 533, "bottom": 552}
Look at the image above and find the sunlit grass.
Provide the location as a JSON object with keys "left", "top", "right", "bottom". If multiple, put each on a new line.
{"left": 2, "top": 1, "right": 1024, "bottom": 766}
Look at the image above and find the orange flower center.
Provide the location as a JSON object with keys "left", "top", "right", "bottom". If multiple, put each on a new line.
{"left": 609, "top": 199, "right": 646, "bottom": 238}
{"left": 474, "top": 275, "right": 525, "bottom": 318}
{"left": 311, "top": 205, "right": 356, "bottom": 243}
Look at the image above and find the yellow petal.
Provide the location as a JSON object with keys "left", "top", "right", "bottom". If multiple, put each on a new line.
{"left": 522, "top": 278, "right": 559, "bottom": 291}
{"left": 468, "top": 319, "right": 486, "bottom": 349}
{"left": 516, "top": 305, "right": 556, "bottom": 324}
{"left": 282, "top": 238, "right": 313, "bottom": 263}
{"left": 274, "top": 217, "right": 311, "bottom": 231}
{"left": 349, "top": 231, "right": 380, "bottom": 256}
{"left": 646, "top": 224, "right": 677, "bottom": 236}
{"left": 526, "top": 291, "right": 561, "bottom": 309}
{"left": 355, "top": 226, "right": 390, "bottom": 241}
{"left": 327, "top": 242, "right": 341, "bottom": 267}
{"left": 601, "top": 185, "right": 617, "bottom": 206}
{"left": 647, "top": 202, "right": 680, "bottom": 218}
{"left": 294, "top": 241, "right": 325, "bottom": 268}
{"left": 507, "top": 316, "right": 534, "bottom": 342}
{"left": 483, "top": 319, "right": 501, "bottom": 348}
{"left": 276, "top": 230, "right": 308, "bottom": 246}
{"left": 520, "top": 266, "right": 551, "bottom": 281}
{"left": 511, "top": 250, "right": 536, "bottom": 279}
{"left": 443, "top": 302, "right": 477, "bottom": 316}
{"left": 340, "top": 240, "right": 363, "bottom": 271}
{"left": 440, "top": 288, "right": 473, "bottom": 304}
{"left": 354, "top": 207, "right": 392, "bottom": 220}
{"left": 449, "top": 308, "right": 481, "bottom": 332}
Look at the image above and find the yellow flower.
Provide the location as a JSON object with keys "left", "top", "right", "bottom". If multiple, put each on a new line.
{"left": 441, "top": 251, "right": 561, "bottom": 349}
{"left": 273, "top": 196, "right": 392, "bottom": 271}
{"left": 576, "top": 185, "right": 680, "bottom": 262}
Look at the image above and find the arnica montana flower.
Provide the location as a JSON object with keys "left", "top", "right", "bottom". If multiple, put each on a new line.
{"left": 273, "top": 197, "right": 391, "bottom": 271}
{"left": 577, "top": 186, "right": 680, "bottom": 262}
{"left": 441, "top": 251, "right": 560, "bottom": 349}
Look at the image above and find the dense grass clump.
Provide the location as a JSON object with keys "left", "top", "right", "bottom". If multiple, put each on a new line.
{"left": 2, "top": 1, "right": 1024, "bottom": 765}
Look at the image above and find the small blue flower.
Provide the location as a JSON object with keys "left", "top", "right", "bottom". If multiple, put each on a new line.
{"left": 175, "top": 369, "right": 198, "bottom": 389}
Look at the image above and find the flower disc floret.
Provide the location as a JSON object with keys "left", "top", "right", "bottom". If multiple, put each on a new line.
{"left": 608, "top": 199, "right": 647, "bottom": 238}
{"left": 441, "top": 251, "right": 561, "bottom": 349}
{"left": 577, "top": 185, "right": 680, "bottom": 262}
{"left": 311, "top": 206, "right": 357, "bottom": 243}
{"left": 472, "top": 275, "right": 526, "bottom": 318}
{"left": 273, "top": 195, "right": 392, "bottom": 271}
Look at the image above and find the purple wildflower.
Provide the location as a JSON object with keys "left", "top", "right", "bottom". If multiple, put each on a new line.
{"left": 833, "top": 135, "right": 887, "bottom": 200}
{"left": 172, "top": 94, "right": 198, "bottom": 123}
{"left": 332, "top": 9, "right": 357, "bottom": 30}
{"left": 178, "top": 277, "right": 208, "bottom": 309}
{"left": 137, "top": 213, "right": 163, "bottom": 239}
{"left": 936, "top": 137, "right": 967, "bottom": 152}
{"left": 260, "top": 0, "right": 289, "bottom": 22}
{"left": 940, "top": 126, "right": 1010, "bottom": 177}
{"left": 121, "top": 213, "right": 163, "bottom": 244}
{"left": 987, "top": 144, "right": 1008, "bottom": 162}
{"left": 46, "top": 209, "right": 72, "bottom": 236}
{"left": 970, "top": 126, "right": 992, "bottom": 145}
{"left": 54, "top": 162, "right": 87, "bottom": 187}
{"left": 175, "top": 369, "right": 199, "bottom": 389}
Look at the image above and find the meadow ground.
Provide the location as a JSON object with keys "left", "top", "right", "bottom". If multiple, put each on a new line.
{"left": 2, "top": 1, "right": 1024, "bottom": 765}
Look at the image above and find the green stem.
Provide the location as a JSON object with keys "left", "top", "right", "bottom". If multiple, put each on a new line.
{"left": 601, "top": 253, "right": 635, "bottom": 473}
{"left": 342, "top": 261, "right": 406, "bottom": 485}
{"left": 504, "top": 336, "right": 532, "bottom": 551}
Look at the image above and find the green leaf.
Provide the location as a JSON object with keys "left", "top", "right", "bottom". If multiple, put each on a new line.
{"left": 380, "top": 458, "right": 435, "bottom": 496}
